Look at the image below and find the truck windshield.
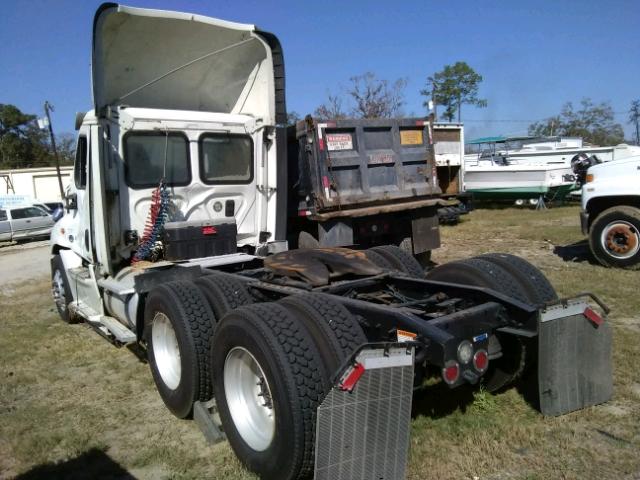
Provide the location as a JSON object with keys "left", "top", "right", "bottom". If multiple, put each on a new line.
{"left": 124, "top": 132, "right": 191, "bottom": 188}
{"left": 199, "top": 133, "right": 253, "bottom": 184}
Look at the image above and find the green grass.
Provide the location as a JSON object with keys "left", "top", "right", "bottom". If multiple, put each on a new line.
{"left": 1, "top": 205, "right": 639, "bottom": 479}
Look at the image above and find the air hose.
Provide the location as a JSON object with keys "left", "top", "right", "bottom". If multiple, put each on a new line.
{"left": 132, "top": 179, "right": 169, "bottom": 263}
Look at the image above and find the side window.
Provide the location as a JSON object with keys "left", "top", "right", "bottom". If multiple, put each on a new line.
{"left": 199, "top": 133, "right": 253, "bottom": 184}
{"left": 75, "top": 136, "right": 88, "bottom": 189}
{"left": 27, "top": 207, "right": 48, "bottom": 217}
{"left": 0, "top": 210, "right": 6, "bottom": 221}
{"left": 10, "top": 208, "right": 27, "bottom": 220}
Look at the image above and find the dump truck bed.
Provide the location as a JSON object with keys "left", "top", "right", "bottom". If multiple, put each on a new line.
{"left": 288, "top": 117, "right": 442, "bottom": 216}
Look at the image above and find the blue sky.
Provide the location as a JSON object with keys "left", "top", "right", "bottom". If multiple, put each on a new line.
{"left": 1, "top": 0, "right": 638, "bottom": 141}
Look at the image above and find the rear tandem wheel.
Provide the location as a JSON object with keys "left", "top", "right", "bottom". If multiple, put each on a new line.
{"left": 144, "top": 281, "right": 216, "bottom": 419}
{"left": 211, "top": 302, "right": 330, "bottom": 480}
{"left": 426, "top": 256, "right": 549, "bottom": 392}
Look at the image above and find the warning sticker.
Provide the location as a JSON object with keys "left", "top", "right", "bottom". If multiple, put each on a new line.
{"left": 396, "top": 329, "right": 417, "bottom": 343}
{"left": 400, "top": 130, "right": 423, "bottom": 145}
{"left": 326, "top": 133, "right": 353, "bottom": 151}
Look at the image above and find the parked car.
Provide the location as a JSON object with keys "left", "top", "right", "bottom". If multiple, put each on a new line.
{"left": 0, "top": 205, "right": 55, "bottom": 242}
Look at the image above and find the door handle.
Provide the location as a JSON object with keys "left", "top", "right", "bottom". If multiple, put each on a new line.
{"left": 26, "top": 220, "right": 31, "bottom": 223}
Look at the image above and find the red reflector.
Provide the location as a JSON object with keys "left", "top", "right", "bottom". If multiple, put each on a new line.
{"left": 442, "top": 361, "right": 460, "bottom": 384}
{"left": 202, "top": 226, "right": 217, "bottom": 235}
{"left": 340, "top": 363, "right": 365, "bottom": 392}
{"left": 473, "top": 350, "right": 488, "bottom": 372}
{"left": 319, "top": 138, "right": 325, "bottom": 151}
{"left": 584, "top": 307, "right": 604, "bottom": 327}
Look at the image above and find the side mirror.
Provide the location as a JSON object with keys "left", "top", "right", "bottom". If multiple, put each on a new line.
{"left": 52, "top": 208, "right": 64, "bottom": 222}
{"left": 66, "top": 193, "right": 78, "bottom": 210}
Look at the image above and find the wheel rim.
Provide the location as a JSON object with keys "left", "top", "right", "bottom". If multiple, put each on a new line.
{"left": 152, "top": 313, "right": 182, "bottom": 390}
{"left": 601, "top": 220, "right": 640, "bottom": 259}
{"left": 224, "top": 347, "right": 276, "bottom": 452}
{"left": 51, "top": 269, "right": 66, "bottom": 313}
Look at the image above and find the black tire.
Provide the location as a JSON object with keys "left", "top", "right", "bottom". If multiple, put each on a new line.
{"left": 589, "top": 206, "right": 640, "bottom": 270}
{"left": 426, "top": 257, "right": 531, "bottom": 303}
{"left": 194, "top": 272, "right": 253, "bottom": 320}
{"left": 476, "top": 253, "right": 558, "bottom": 380}
{"left": 364, "top": 249, "right": 396, "bottom": 271}
{"left": 398, "top": 237, "right": 432, "bottom": 268}
{"left": 477, "top": 253, "right": 557, "bottom": 304}
{"left": 144, "top": 281, "right": 216, "bottom": 419}
{"left": 279, "top": 292, "right": 367, "bottom": 378}
{"left": 51, "top": 254, "right": 75, "bottom": 323}
{"left": 369, "top": 245, "right": 425, "bottom": 278}
{"left": 211, "top": 303, "right": 328, "bottom": 480}
{"left": 425, "top": 258, "right": 532, "bottom": 391}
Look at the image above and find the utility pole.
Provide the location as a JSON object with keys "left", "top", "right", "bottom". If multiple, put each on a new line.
{"left": 630, "top": 100, "right": 640, "bottom": 145}
{"left": 43, "top": 101, "right": 66, "bottom": 206}
{"left": 431, "top": 84, "right": 438, "bottom": 121}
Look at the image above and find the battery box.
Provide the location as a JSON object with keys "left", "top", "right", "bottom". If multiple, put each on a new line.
{"left": 162, "top": 220, "right": 237, "bottom": 261}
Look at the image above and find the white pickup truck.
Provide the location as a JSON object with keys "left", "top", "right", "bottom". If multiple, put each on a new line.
{"left": 0, "top": 205, "right": 55, "bottom": 242}
{"left": 580, "top": 155, "right": 640, "bottom": 269}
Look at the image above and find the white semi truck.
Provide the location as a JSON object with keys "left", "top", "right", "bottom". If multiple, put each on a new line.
{"left": 49, "top": 4, "right": 613, "bottom": 479}
{"left": 579, "top": 155, "right": 640, "bottom": 269}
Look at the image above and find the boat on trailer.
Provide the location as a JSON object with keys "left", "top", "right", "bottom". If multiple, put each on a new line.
{"left": 462, "top": 136, "right": 640, "bottom": 202}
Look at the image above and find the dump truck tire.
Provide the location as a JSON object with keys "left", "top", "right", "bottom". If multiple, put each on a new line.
{"left": 398, "top": 236, "right": 432, "bottom": 268}
{"left": 211, "top": 302, "right": 328, "bottom": 480}
{"left": 144, "top": 281, "right": 216, "bottom": 419}
{"left": 369, "top": 245, "right": 425, "bottom": 278}
{"left": 280, "top": 292, "right": 367, "bottom": 378}
{"left": 51, "top": 254, "right": 75, "bottom": 324}
{"left": 426, "top": 258, "right": 532, "bottom": 391}
{"left": 477, "top": 253, "right": 557, "bottom": 304}
{"left": 195, "top": 272, "right": 253, "bottom": 320}
{"left": 589, "top": 206, "right": 640, "bottom": 270}
{"left": 365, "top": 249, "right": 396, "bottom": 271}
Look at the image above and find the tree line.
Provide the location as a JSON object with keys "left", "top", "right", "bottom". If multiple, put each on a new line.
{"left": 0, "top": 104, "right": 74, "bottom": 170}
{"left": 298, "top": 62, "right": 639, "bottom": 147}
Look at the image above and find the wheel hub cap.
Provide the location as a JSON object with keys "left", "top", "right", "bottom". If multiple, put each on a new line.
{"left": 603, "top": 221, "right": 639, "bottom": 258}
{"left": 152, "top": 313, "right": 182, "bottom": 390}
{"left": 224, "top": 347, "right": 275, "bottom": 451}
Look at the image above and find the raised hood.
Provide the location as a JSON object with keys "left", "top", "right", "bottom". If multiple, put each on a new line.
{"left": 92, "top": 3, "right": 286, "bottom": 124}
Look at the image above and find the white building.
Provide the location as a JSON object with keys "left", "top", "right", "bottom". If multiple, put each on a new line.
{"left": 0, "top": 166, "right": 73, "bottom": 202}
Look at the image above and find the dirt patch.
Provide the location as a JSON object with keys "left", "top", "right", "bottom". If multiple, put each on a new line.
{"left": 0, "top": 244, "right": 51, "bottom": 289}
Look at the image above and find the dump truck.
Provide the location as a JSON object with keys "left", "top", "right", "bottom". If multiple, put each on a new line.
{"left": 287, "top": 116, "right": 448, "bottom": 263}
{"left": 49, "top": 4, "right": 613, "bottom": 480}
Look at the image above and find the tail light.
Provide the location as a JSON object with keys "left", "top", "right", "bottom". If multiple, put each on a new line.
{"left": 473, "top": 350, "right": 489, "bottom": 373}
{"left": 442, "top": 360, "right": 460, "bottom": 385}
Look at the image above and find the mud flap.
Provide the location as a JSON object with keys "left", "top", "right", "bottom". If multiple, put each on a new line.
{"left": 538, "top": 299, "right": 612, "bottom": 416}
{"left": 314, "top": 346, "right": 414, "bottom": 480}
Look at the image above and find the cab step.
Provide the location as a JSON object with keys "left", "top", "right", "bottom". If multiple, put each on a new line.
{"left": 69, "top": 301, "right": 137, "bottom": 344}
